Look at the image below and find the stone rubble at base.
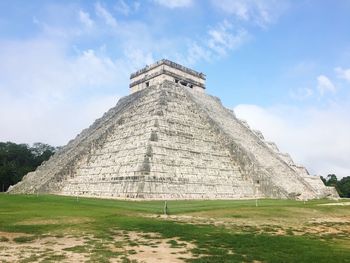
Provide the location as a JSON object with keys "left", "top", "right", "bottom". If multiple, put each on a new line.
{"left": 8, "top": 60, "right": 338, "bottom": 200}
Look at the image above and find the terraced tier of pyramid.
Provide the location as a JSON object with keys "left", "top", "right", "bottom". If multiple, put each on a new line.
{"left": 8, "top": 60, "right": 338, "bottom": 199}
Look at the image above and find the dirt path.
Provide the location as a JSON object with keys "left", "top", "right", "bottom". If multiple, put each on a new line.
{"left": 0, "top": 230, "right": 197, "bottom": 263}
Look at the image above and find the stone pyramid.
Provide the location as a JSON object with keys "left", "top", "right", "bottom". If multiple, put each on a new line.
{"left": 9, "top": 59, "right": 338, "bottom": 200}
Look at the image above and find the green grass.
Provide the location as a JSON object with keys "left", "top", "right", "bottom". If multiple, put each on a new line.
{"left": 0, "top": 194, "right": 349, "bottom": 262}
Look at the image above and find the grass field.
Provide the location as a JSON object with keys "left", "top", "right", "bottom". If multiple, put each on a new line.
{"left": 0, "top": 194, "right": 349, "bottom": 262}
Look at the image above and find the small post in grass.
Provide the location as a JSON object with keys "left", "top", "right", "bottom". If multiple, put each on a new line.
{"left": 164, "top": 200, "right": 168, "bottom": 216}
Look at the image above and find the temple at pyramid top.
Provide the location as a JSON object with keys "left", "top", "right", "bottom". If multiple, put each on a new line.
{"left": 129, "top": 59, "right": 206, "bottom": 93}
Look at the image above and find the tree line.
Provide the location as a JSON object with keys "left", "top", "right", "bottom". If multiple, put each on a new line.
{"left": 321, "top": 174, "right": 350, "bottom": 198}
{"left": 0, "top": 142, "right": 57, "bottom": 192}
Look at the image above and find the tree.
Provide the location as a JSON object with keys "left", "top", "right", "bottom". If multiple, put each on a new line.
{"left": 326, "top": 174, "right": 338, "bottom": 187}
{"left": 321, "top": 174, "right": 350, "bottom": 198}
{"left": 0, "top": 142, "right": 57, "bottom": 192}
{"left": 31, "top": 142, "right": 56, "bottom": 166}
{"left": 31, "top": 142, "right": 56, "bottom": 157}
{"left": 337, "top": 176, "right": 350, "bottom": 198}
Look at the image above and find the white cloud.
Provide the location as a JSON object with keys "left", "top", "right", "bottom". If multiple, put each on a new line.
{"left": 0, "top": 39, "right": 125, "bottom": 97}
{"left": 95, "top": 2, "right": 117, "bottom": 27}
{"left": 179, "top": 20, "right": 250, "bottom": 65}
{"left": 207, "top": 20, "right": 249, "bottom": 56}
{"left": 115, "top": 0, "right": 131, "bottom": 15}
{"left": 123, "top": 47, "right": 155, "bottom": 70}
{"left": 79, "top": 10, "right": 94, "bottom": 28}
{"left": 214, "top": 0, "right": 250, "bottom": 20}
{"left": 184, "top": 41, "right": 212, "bottom": 65}
{"left": 0, "top": 38, "right": 128, "bottom": 146}
{"left": 115, "top": 0, "right": 140, "bottom": 15}
{"left": 289, "top": 87, "right": 313, "bottom": 100}
{"left": 212, "top": 0, "right": 289, "bottom": 28}
{"left": 0, "top": 91, "right": 118, "bottom": 146}
{"left": 335, "top": 67, "right": 350, "bottom": 82}
{"left": 234, "top": 103, "right": 350, "bottom": 178}
{"left": 317, "top": 75, "right": 336, "bottom": 95}
{"left": 153, "top": 0, "right": 193, "bottom": 8}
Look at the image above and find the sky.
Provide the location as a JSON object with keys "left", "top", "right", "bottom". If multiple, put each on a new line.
{"left": 0, "top": 0, "right": 350, "bottom": 178}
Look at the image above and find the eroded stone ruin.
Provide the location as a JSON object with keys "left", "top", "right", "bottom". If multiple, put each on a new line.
{"left": 8, "top": 59, "right": 338, "bottom": 200}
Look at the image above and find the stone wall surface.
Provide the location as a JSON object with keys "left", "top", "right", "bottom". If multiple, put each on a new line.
{"left": 8, "top": 81, "right": 338, "bottom": 199}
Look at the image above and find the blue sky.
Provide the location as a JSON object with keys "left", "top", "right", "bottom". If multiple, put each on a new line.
{"left": 1, "top": 0, "right": 350, "bottom": 177}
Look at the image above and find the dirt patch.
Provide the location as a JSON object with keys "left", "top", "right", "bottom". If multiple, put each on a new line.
{"left": 318, "top": 202, "right": 350, "bottom": 206}
{"left": 0, "top": 231, "right": 31, "bottom": 240}
{"left": 112, "top": 230, "right": 197, "bottom": 263}
{"left": 0, "top": 233, "right": 88, "bottom": 263}
{"left": 16, "top": 217, "right": 92, "bottom": 225}
{"left": 0, "top": 230, "right": 197, "bottom": 263}
{"left": 274, "top": 229, "right": 286, "bottom": 235}
{"left": 144, "top": 213, "right": 350, "bottom": 239}
{"left": 309, "top": 217, "right": 350, "bottom": 224}
{"left": 127, "top": 240, "right": 194, "bottom": 263}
